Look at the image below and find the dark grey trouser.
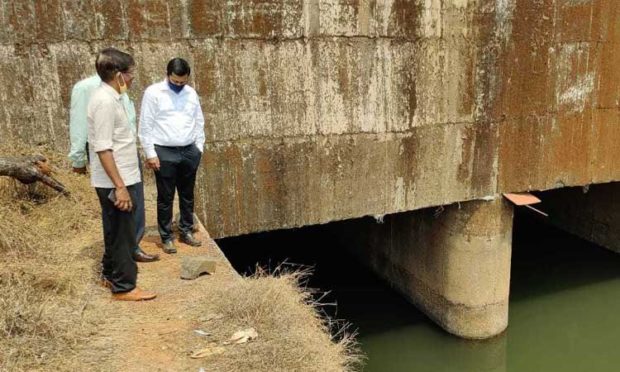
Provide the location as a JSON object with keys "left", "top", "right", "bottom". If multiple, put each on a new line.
{"left": 95, "top": 185, "right": 139, "bottom": 293}
{"left": 153, "top": 144, "right": 202, "bottom": 243}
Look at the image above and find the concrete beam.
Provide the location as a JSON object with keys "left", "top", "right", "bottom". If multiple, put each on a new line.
{"left": 542, "top": 182, "right": 620, "bottom": 253}
{"left": 336, "top": 199, "right": 513, "bottom": 339}
{"left": 198, "top": 125, "right": 499, "bottom": 238}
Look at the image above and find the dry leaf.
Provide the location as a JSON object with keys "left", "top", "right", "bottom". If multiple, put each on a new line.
{"left": 225, "top": 327, "right": 258, "bottom": 345}
{"left": 193, "top": 329, "right": 211, "bottom": 337}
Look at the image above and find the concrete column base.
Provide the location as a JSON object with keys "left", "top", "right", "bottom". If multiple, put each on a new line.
{"left": 542, "top": 182, "right": 620, "bottom": 253}
{"left": 337, "top": 199, "right": 513, "bottom": 339}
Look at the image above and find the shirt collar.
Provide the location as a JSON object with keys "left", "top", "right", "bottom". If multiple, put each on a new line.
{"left": 101, "top": 82, "right": 122, "bottom": 100}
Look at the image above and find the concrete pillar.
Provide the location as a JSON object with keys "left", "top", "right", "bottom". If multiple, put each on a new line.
{"left": 542, "top": 182, "right": 620, "bottom": 253}
{"left": 337, "top": 199, "right": 513, "bottom": 339}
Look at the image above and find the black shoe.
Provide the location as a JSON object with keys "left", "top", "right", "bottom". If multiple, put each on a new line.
{"left": 179, "top": 233, "right": 202, "bottom": 247}
{"left": 162, "top": 240, "right": 178, "bottom": 254}
{"left": 133, "top": 249, "right": 160, "bottom": 262}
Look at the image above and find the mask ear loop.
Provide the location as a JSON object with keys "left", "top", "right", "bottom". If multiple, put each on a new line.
{"left": 117, "top": 71, "right": 127, "bottom": 91}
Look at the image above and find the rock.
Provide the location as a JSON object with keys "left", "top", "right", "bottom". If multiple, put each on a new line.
{"left": 180, "top": 256, "right": 217, "bottom": 280}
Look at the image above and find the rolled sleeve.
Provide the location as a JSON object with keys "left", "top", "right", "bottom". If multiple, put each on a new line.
{"left": 89, "top": 102, "right": 115, "bottom": 153}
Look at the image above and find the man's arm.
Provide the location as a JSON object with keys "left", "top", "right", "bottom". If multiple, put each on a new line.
{"left": 194, "top": 95, "right": 206, "bottom": 153}
{"left": 138, "top": 89, "right": 160, "bottom": 170}
{"left": 68, "top": 84, "right": 89, "bottom": 172}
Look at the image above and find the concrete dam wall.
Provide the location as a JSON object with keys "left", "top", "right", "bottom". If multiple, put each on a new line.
{"left": 0, "top": 0, "right": 618, "bottom": 238}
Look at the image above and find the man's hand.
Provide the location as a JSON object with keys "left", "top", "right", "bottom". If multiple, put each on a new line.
{"left": 114, "top": 186, "right": 133, "bottom": 212}
{"left": 72, "top": 167, "right": 87, "bottom": 174}
{"left": 145, "top": 157, "right": 160, "bottom": 171}
{"left": 96, "top": 150, "right": 131, "bottom": 210}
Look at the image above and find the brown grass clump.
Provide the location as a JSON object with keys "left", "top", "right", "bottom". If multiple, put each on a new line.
{"left": 187, "top": 268, "right": 363, "bottom": 372}
{"left": 0, "top": 273, "right": 80, "bottom": 368}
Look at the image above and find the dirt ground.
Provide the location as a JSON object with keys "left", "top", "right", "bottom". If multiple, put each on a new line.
{"left": 76, "top": 215, "right": 240, "bottom": 371}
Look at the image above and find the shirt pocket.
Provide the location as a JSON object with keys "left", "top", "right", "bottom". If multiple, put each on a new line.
{"left": 157, "top": 95, "right": 176, "bottom": 113}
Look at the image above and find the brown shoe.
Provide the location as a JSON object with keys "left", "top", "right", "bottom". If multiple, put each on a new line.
{"left": 133, "top": 249, "right": 160, "bottom": 262}
{"left": 112, "top": 288, "right": 157, "bottom": 301}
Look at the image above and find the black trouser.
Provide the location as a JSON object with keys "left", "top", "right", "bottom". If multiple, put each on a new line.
{"left": 154, "top": 144, "right": 202, "bottom": 243}
{"left": 95, "top": 185, "right": 139, "bottom": 293}
{"left": 90, "top": 141, "right": 145, "bottom": 253}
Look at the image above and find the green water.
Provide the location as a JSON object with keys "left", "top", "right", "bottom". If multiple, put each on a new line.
{"left": 219, "top": 210, "right": 620, "bottom": 372}
{"left": 353, "top": 213, "right": 620, "bottom": 372}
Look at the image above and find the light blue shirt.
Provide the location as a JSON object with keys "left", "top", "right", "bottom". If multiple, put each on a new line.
{"left": 68, "top": 75, "right": 136, "bottom": 168}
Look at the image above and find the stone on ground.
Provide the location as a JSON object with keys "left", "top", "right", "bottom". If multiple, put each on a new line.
{"left": 181, "top": 256, "right": 217, "bottom": 280}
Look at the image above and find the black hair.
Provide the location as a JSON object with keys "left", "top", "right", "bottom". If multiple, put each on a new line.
{"left": 95, "top": 47, "right": 135, "bottom": 82}
{"left": 166, "top": 58, "right": 191, "bottom": 76}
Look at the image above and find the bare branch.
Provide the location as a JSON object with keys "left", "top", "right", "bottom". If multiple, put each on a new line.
{"left": 0, "top": 155, "right": 69, "bottom": 195}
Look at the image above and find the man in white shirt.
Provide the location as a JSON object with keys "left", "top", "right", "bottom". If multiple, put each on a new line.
{"left": 88, "top": 47, "right": 156, "bottom": 301}
{"left": 139, "top": 58, "right": 205, "bottom": 254}
{"left": 68, "top": 74, "right": 158, "bottom": 263}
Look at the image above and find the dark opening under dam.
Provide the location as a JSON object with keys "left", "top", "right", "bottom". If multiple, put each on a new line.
{"left": 218, "top": 192, "right": 620, "bottom": 372}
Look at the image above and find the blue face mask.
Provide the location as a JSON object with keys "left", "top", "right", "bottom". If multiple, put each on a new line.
{"left": 167, "top": 80, "right": 185, "bottom": 94}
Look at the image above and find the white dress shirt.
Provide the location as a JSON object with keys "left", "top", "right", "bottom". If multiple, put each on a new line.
{"left": 87, "top": 83, "right": 141, "bottom": 188}
{"left": 138, "top": 80, "right": 206, "bottom": 159}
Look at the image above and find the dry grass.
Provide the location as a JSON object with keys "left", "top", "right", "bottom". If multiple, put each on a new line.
{"left": 0, "top": 144, "right": 100, "bottom": 371}
{"left": 186, "top": 268, "right": 363, "bottom": 372}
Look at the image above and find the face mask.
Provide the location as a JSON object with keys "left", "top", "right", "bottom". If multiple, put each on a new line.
{"left": 117, "top": 73, "right": 128, "bottom": 94}
{"left": 168, "top": 80, "right": 185, "bottom": 94}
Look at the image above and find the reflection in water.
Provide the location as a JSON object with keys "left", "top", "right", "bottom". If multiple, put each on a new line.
{"left": 218, "top": 209, "right": 620, "bottom": 372}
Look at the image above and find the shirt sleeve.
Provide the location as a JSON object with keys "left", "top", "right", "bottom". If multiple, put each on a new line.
{"left": 194, "top": 95, "right": 206, "bottom": 153}
{"left": 138, "top": 89, "right": 158, "bottom": 159}
{"left": 68, "top": 85, "right": 89, "bottom": 168}
{"left": 89, "top": 100, "right": 115, "bottom": 153}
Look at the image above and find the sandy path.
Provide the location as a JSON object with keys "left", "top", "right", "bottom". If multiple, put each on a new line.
{"left": 78, "top": 209, "right": 240, "bottom": 371}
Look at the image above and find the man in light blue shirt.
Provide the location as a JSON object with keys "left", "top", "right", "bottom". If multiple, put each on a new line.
{"left": 68, "top": 74, "right": 158, "bottom": 263}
